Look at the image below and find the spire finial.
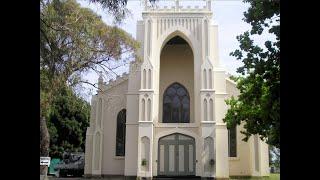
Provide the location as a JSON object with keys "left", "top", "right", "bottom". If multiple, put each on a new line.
{"left": 207, "top": 0, "right": 212, "bottom": 11}
{"left": 175, "top": 0, "right": 179, "bottom": 10}
{"left": 143, "top": 0, "right": 148, "bottom": 11}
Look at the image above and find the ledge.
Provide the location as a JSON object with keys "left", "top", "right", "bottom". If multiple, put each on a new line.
{"left": 215, "top": 92, "right": 228, "bottom": 95}
{"left": 139, "top": 89, "right": 154, "bottom": 92}
{"left": 215, "top": 123, "right": 227, "bottom": 127}
{"left": 201, "top": 121, "right": 216, "bottom": 124}
{"left": 138, "top": 121, "right": 153, "bottom": 124}
{"left": 126, "top": 123, "right": 139, "bottom": 126}
{"left": 142, "top": 11, "right": 212, "bottom": 16}
{"left": 125, "top": 92, "right": 139, "bottom": 95}
{"left": 200, "top": 89, "right": 215, "bottom": 92}
{"left": 114, "top": 156, "right": 125, "bottom": 160}
{"left": 229, "top": 157, "right": 240, "bottom": 161}
{"left": 155, "top": 123, "right": 198, "bottom": 128}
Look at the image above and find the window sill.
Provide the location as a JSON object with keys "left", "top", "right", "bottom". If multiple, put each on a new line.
{"left": 114, "top": 156, "right": 125, "bottom": 160}
{"left": 155, "top": 123, "right": 198, "bottom": 128}
{"left": 229, "top": 157, "right": 240, "bottom": 161}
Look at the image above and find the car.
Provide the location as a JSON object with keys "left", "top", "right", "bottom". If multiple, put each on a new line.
{"left": 54, "top": 152, "right": 84, "bottom": 177}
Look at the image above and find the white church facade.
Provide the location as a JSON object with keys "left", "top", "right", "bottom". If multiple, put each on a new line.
{"left": 84, "top": 1, "right": 269, "bottom": 179}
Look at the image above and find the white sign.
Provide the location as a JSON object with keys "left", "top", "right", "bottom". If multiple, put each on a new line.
{"left": 40, "top": 157, "right": 51, "bottom": 166}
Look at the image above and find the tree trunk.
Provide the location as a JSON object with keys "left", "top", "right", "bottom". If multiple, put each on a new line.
{"left": 40, "top": 116, "right": 50, "bottom": 176}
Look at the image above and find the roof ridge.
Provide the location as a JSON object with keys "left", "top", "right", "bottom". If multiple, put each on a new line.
{"left": 104, "top": 72, "right": 129, "bottom": 90}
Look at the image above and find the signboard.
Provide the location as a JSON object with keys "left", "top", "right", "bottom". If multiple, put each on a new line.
{"left": 40, "top": 157, "right": 51, "bottom": 167}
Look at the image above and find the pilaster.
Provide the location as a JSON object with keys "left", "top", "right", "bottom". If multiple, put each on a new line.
{"left": 85, "top": 74, "right": 105, "bottom": 177}
{"left": 200, "top": 56, "right": 216, "bottom": 178}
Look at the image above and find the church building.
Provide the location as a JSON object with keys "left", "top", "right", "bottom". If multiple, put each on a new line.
{"left": 84, "top": 1, "right": 269, "bottom": 179}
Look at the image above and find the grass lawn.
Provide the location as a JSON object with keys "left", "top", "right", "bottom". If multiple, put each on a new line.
{"left": 230, "top": 173, "right": 280, "bottom": 180}
{"left": 268, "top": 174, "right": 280, "bottom": 180}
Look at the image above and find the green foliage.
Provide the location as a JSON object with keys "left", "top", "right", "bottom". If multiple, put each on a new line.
{"left": 40, "top": 0, "right": 139, "bottom": 88}
{"left": 40, "top": 0, "right": 138, "bottom": 121}
{"left": 89, "top": 0, "right": 156, "bottom": 23}
{"left": 89, "top": 0, "right": 129, "bottom": 23}
{"left": 224, "top": 0, "right": 280, "bottom": 148}
{"left": 47, "top": 86, "right": 90, "bottom": 158}
{"left": 40, "top": 0, "right": 139, "bottom": 158}
{"left": 269, "top": 146, "right": 280, "bottom": 169}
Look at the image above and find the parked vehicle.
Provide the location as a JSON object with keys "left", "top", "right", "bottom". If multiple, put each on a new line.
{"left": 54, "top": 152, "right": 84, "bottom": 177}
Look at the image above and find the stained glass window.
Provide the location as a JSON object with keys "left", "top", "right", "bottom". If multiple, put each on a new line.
{"left": 228, "top": 125, "right": 237, "bottom": 157}
{"left": 163, "top": 83, "right": 190, "bottom": 123}
{"left": 116, "top": 109, "right": 126, "bottom": 156}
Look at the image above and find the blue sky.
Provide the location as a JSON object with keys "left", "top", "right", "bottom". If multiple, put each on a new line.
{"left": 76, "top": 0, "right": 275, "bottom": 102}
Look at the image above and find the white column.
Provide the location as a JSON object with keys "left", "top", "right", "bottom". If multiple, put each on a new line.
{"left": 124, "top": 21, "right": 144, "bottom": 177}
{"left": 214, "top": 69, "right": 229, "bottom": 178}
{"left": 210, "top": 25, "right": 220, "bottom": 67}
{"left": 137, "top": 16, "right": 155, "bottom": 177}
{"left": 137, "top": 121, "right": 153, "bottom": 178}
{"left": 215, "top": 124, "right": 229, "bottom": 178}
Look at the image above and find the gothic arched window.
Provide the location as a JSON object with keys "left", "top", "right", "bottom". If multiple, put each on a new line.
{"left": 163, "top": 82, "right": 190, "bottom": 123}
{"left": 228, "top": 125, "right": 237, "bottom": 157}
{"left": 116, "top": 109, "right": 126, "bottom": 156}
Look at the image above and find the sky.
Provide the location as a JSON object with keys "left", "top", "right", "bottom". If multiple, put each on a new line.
{"left": 76, "top": 0, "right": 275, "bottom": 102}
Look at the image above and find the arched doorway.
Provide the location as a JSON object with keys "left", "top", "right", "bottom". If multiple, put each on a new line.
{"left": 157, "top": 133, "right": 195, "bottom": 176}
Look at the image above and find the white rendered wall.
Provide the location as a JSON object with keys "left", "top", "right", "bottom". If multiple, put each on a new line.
{"left": 101, "top": 80, "right": 128, "bottom": 175}
{"left": 226, "top": 79, "right": 252, "bottom": 176}
{"left": 228, "top": 123, "right": 252, "bottom": 176}
{"left": 226, "top": 79, "right": 270, "bottom": 177}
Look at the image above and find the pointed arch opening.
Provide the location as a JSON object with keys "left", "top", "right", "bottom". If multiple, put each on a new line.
{"left": 160, "top": 35, "right": 194, "bottom": 123}
{"left": 116, "top": 109, "right": 126, "bottom": 156}
{"left": 160, "top": 30, "right": 195, "bottom": 53}
{"left": 163, "top": 82, "right": 190, "bottom": 123}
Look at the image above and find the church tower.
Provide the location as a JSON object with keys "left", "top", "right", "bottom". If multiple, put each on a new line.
{"left": 125, "top": 0, "right": 229, "bottom": 178}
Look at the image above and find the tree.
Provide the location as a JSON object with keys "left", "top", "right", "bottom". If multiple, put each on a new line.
{"left": 40, "top": 0, "right": 139, "bottom": 175}
{"left": 223, "top": 0, "right": 280, "bottom": 148}
{"left": 89, "top": 0, "right": 129, "bottom": 23}
{"left": 269, "top": 146, "right": 280, "bottom": 171}
{"left": 47, "top": 86, "right": 90, "bottom": 158}
{"left": 40, "top": 0, "right": 139, "bottom": 85}
{"left": 89, "top": 0, "right": 156, "bottom": 23}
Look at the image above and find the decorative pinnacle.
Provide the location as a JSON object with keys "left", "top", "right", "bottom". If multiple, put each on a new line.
{"left": 175, "top": 0, "right": 179, "bottom": 10}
